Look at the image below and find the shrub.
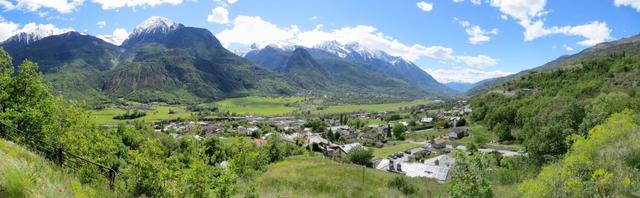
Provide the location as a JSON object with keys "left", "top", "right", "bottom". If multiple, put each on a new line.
{"left": 387, "top": 176, "right": 417, "bottom": 195}
{"left": 113, "top": 110, "right": 147, "bottom": 120}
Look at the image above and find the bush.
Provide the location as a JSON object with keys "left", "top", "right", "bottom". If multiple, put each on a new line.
{"left": 347, "top": 146, "right": 373, "bottom": 167}
{"left": 387, "top": 176, "right": 417, "bottom": 195}
{"left": 113, "top": 110, "right": 147, "bottom": 120}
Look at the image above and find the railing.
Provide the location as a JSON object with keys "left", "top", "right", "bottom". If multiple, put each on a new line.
{"left": 0, "top": 120, "right": 117, "bottom": 190}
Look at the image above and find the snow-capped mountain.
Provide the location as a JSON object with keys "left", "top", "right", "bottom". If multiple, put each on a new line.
{"left": 1, "top": 25, "right": 73, "bottom": 46}
{"left": 121, "top": 16, "right": 183, "bottom": 47}
{"left": 243, "top": 41, "right": 458, "bottom": 96}
{"left": 313, "top": 41, "right": 410, "bottom": 66}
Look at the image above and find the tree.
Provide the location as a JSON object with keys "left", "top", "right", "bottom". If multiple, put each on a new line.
{"left": 347, "top": 146, "right": 373, "bottom": 167}
{"left": 203, "top": 137, "right": 227, "bottom": 165}
{"left": 448, "top": 151, "right": 494, "bottom": 198}
{"left": 392, "top": 124, "right": 406, "bottom": 140}
{"left": 493, "top": 122, "right": 512, "bottom": 142}
{"left": 0, "top": 56, "right": 61, "bottom": 151}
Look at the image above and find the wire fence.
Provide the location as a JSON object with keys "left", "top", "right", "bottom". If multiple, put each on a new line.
{"left": 0, "top": 120, "right": 117, "bottom": 190}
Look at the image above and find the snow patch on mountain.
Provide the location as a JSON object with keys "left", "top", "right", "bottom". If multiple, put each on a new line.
{"left": 2, "top": 23, "right": 73, "bottom": 45}
{"left": 130, "top": 16, "right": 181, "bottom": 37}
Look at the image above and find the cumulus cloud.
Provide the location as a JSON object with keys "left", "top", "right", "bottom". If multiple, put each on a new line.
{"left": 562, "top": 44, "right": 574, "bottom": 52}
{"left": 91, "top": 0, "right": 183, "bottom": 10}
{"left": 3, "top": 0, "right": 84, "bottom": 14}
{"left": 96, "top": 20, "right": 106, "bottom": 28}
{"left": 489, "top": 0, "right": 612, "bottom": 46}
{"left": 454, "top": 18, "right": 498, "bottom": 44}
{"left": 216, "top": 15, "right": 474, "bottom": 62}
{"left": 0, "top": 17, "right": 19, "bottom": 41}
{"left": 207, "top": 6, "right": 229, "bottom": 24}
{"left": 217, "top": 15, "right": 499, "bottom": 66}
{"left": 425, "top": 68, "right": 512, "bottom": 83}
{"left": 0, "top": 0, "right": 14, "bottom": 10}
{"left": 226, "top": 0, "right": 238, "bottom": 4}
{"left": 417, "top": 1, "right": 433, "bottom": 12}
{"left": 456, "top": 55, "right": 497, "bottom": 68}
{"left": 614, "top": 0, "right": 640, "bottom": 12}
{"left": 97, "top": 28, "right": 129, "bottom": 45}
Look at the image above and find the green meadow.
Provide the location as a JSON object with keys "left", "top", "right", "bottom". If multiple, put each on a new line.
{"left": 90, "top": 105, "right": 192, "bottom": 125}
{"left": 321, "top": 99, "right": 434, "bottom": 114}
{"left": 215, "top": 96, "right": 304, "bottom": 116}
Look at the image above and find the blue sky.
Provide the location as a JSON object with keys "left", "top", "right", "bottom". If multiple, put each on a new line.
{"left": 0, "top": 0, "right": 639, "bottom": 83}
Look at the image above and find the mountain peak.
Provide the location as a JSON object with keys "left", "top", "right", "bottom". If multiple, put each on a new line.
{"left": 131, "top": 16, "right": 181, "bottom": 36}
{"left": 2, "top": 24, "right": 73, "bottom": 45}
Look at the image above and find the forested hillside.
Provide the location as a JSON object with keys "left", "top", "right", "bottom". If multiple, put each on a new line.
{"left": 469, "top": 37, "right": 640, "bottom": 196}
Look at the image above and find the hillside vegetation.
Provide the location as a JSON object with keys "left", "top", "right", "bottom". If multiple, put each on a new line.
{"left": 0, "top": 139, "right": 112, "bottom": 197}
{"left": 255, "top": 155, "right": 448, "bottom": 197}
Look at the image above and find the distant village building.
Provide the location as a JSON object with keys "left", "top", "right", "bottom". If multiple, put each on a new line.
{"left": 448, "top": 127, "right": 469, "bottom": 140}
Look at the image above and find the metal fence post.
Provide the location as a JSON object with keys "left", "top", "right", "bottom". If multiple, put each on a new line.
{"left": 108, "top": 169, "right": 116, "bottom": 190}
{"left": 56, "top": 145, "right": 64, "bottom": 166}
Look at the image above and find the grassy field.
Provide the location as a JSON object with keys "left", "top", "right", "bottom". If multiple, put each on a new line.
{"left": 449, "top": 124, "right": 495, "bottom": 146}
{"left": 406, "top": 128, "right": 449, "bottom": 141}
{"left": 90, "top": 105, "right": 192, "bottom": 125}
{"left": 215, "top": 96, "right": 304, "bottom": 116}
{"left": 254, "top": 155, "right": 448, "bottom": 197}
{"left": 0, "top": 139, "right": 113, "bottom": 197}
{"left": 370, "top": 142, "right": 422, "bottom": 160}
{"left": 321, "top": 99, "right": 434, "bottom": 114}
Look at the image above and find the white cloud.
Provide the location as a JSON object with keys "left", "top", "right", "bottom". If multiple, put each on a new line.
{"left": 562, "top": 44, "right": 574, "bottom": 52}
{"left": 0, "top": 0, "right": 14, "bottom": 10}
{"left": 0, "top": 17, "right": 19, "bottom": 41}
{"left": 455, "top": 18, "right": 498, "bottom": 44}
{"left": 91, "top": 0, "right": 183, "bottom": 10}
{"left": 614, "top": 0, "right": 640, "bottom": 12}
{"left": 310, "top": 16, "right": 319, "bottom": 20}
{"left": 217, "top": 15, "right": 497, "bottom": 65}
{"left": 8, "top": 0, "right": 84, "bottom": 13}
{"left": 96, "top": 20, "right": 106, "bottom": 28}
{"left": 489, "top": 0, "right": 612, "bottom": 46}
{"left": 456, "top": 55, "right": 497, "bottom": 68}
{"left": 470, "top": 0, "right": 482, "bottom": 5}
{"left": 207, "top": 6, "right": 229, "bottom": 24}
{"left": 500, "top": 14, "right": 508, "bottom": 20}
{"left": 417, "top": 1, "right": 433, "bottom": 12}
{"left": 97, "top": 28, "right": 129, "bottom": 45}
{"left": 226, "top": 0, "right": 238, "bottom": 4}
{"left": 452, "top": 0, "right": 464, "bottom": 3}
{"left": 425, "top": 68, "right": 512, "bottom": 83}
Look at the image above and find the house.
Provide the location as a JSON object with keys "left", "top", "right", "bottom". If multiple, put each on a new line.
{"left": 339, "top": 143, "right": 361, "bottom": 154}
{"left": 252, "top": 138, "right": 267, "bottom": 147}
{"left": 448, "top": 127, "right": 469, "bottom": 140}
{"left": 430, "top": 138, "right": 447, "bottom": 149}
{"left": 420, "top": 117, "right": 434, "bottom": 124}
{"left": 399, "top": 154, "right": 455, "bottom": 182}
{"left": 305, "top": 133, "right": 329, "bottom": 145}
{"left": 358, "top": 132, "right": 384, "bottom": 143}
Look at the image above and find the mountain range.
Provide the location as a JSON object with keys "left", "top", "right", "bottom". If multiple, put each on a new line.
{"left": 0, "top": 16, "right": 457, "bottom": 103}
{"left": 244, "top": 41, "right": 456, "bottom": 96}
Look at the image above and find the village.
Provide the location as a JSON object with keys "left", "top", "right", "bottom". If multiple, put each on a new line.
{"left": 148, "top": 100, "right": 522, "bottom": 182}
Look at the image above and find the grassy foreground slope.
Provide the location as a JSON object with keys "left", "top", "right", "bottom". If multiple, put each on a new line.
{"left": 255, "top": 155, "right": 448, "bottom": 197}
{"left": 0, "top": 139, "right": 113, "bottom": 197}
